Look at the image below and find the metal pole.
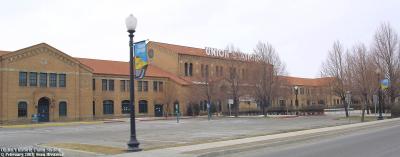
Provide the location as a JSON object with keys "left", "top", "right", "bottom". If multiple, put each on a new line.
{"left": 127, "top": 30, "right": 141, "bottom": 151}
{"left": 378, "top": 89, "right": 383, "bottom": 120}
{"left": 176, "top": 104, "right": 180, "bottom": 123}
{"left": 229, "top": 103, "right": 231, "bottom": 117}
{"left": 295, "top": 90, "right": 298, "bottom": 115}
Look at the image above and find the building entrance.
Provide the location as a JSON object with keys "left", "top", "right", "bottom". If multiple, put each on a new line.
{"left": 38, "top": 97, "right": 50, "bottom": 122}
{"left": 154, "top": 104, "right": 163, "bottom": 117}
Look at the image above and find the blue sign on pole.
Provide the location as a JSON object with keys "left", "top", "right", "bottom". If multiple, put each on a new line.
{"left": 381, "top": 78, "right": 389, "bottom": 90}
{"left": 134, "top": 40, "right": 148, "bottom": 79}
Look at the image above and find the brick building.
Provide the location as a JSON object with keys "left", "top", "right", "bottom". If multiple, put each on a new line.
{"left": 0, "top": 41, "right": 339, "bottom": 123}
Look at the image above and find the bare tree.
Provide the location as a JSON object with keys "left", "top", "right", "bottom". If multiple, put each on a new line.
{"left": 197, "top": 68, "right": 223, "bottom": 117}
{"left": 162, "top": 82, "right": 178, "bottom": 118}
{"left": 321, "top": 41, "right": 350, "bottom": 117}
{"left": 225, "top": 44, "right": 243, "bottom": 117}
{"left": 251, "top": 41, "right": 287, "bottom": 116}
{"left": 372, "top": 22, "right": 400, "bottom": 111}
{"left": 347, "top": 43, "right": 376, "bottom": 121}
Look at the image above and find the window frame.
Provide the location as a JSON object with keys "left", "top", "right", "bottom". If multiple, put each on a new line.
{"left": 143, "top": 81, "right": 148, "bottom": 92}
{"left": 29, "top": 72, "right": 37, "bottom": 87}
{"left": 49, "top": 73, "right": 57, "bottom": 87}
{"left": 138, "top": 100, "right": 148, "bottom": 113}
{"left": 137, "top": 81, "right": 143, "bottom": 92}
{"left": 59, "top": 74, "right": 66, "bottom": 88}
{"left": 19, "top": 72, "right": 28, "bottom": 86}
{"left": 17, "top": 101, "right": 28, "bottom": 118}
{"left": 59, "top": 101, "right": 67, "bottom": 117}
{"left": 103, "top": 100, "right": 114, "bottom": 115}
{"left": 108, "top": 79, "right": 114, "bottom": 91}
{"left": 102, "top": 79, "right": 108, "bottom": 91}
{"left": 92, "top": 79, "right": 96, "bottom": 91}
{"left": 121, "top": 100, "right": 130, "bottom": 114}
{"left": 120, "top": 80, "right": 126, "bottom": 92}
{"left": 159, "top": 82, "right": 164, "bottom": 92}
{"left": 39, "top": 73, "right": 48, "bottom": 87}
{"left": 153, "top": 81, "right": 158, "bottom": 92}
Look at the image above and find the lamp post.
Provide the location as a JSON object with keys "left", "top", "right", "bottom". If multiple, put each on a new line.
{"left": 126, "top": 14, "right": 141, "bottom": 152}
{"left": 375, "top": 69, "right": 384, "bottom": 120}
{"left": 294, "top": 86, "right": 299, "bottom": 115}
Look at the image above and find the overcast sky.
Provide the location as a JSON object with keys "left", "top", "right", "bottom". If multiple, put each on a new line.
{"left": 1, "top": 0, "right": 399, "bottom": 78}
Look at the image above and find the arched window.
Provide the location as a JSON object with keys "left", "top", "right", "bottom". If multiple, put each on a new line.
{"left": 138, "top": 100, "right": 148, "bottom": 113}
{"left": 121, "top": 100, "right": 130, "bottom": 114}
{"left": 59, "top": 101, "right": 67, "bottom": 117}
{"left": 18, "top": 101, "right": 28, "bottom": 117}
{"left": 103, "top": 100, "right": 114, "bottom": 115}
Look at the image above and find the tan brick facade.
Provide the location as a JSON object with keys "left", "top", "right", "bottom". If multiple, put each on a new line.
{"left": 0, "top": 41, "right": 339, "bottom": 124}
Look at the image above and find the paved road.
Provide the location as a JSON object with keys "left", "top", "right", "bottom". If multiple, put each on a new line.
{"left": 225, "top": 120, "right": 400, "bottom": 157}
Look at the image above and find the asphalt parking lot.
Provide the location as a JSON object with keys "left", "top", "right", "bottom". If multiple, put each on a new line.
{"left": 0, "top": 115, "right": 359, "bottom": 151}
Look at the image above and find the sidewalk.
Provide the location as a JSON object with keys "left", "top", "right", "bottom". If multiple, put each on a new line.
{"left": 111, "top": 118, "right": 400, "bottom": 157}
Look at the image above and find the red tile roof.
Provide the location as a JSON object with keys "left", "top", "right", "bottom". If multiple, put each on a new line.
{"left": 150, "top": 41, "right": 207, "bottom": 57}
{"left": 0, "top": 50, "right": 10, "bottom": 56}
{"left": 279, "top": 76, "right": 335, "bottom": 87}
{"left": 76, "top": 58, "right": 190, "bottom": 85}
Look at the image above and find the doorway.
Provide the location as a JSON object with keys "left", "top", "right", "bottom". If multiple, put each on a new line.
{"left": 154, "top": 104, "right": 163, "bottom": 117}
{"left": 38, "top": 97, "right": 50, "bottom": 122}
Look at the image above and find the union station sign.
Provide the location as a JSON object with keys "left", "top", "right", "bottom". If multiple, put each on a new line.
{"left": 205, "top": 47, "right": 259, "bottom": 62}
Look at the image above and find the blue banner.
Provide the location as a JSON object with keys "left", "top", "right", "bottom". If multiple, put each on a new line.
{"left": 134, "top": 40, "right": 148, "bottom": 79}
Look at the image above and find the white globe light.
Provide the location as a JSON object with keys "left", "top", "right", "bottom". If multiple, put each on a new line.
{"left": 125, "top": 14, "right": 137, "bottom": 31}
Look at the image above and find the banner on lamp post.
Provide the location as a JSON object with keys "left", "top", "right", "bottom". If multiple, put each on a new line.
{"left": 381, "top": 78, "right": 389, "bottom": 90}
{"left": 134, "top": 40, "right": 148, "bottom": 79}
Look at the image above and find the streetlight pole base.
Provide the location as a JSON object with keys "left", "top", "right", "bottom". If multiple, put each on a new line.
{"left": 127, "top": 139, "right": 142, "bottom": 152}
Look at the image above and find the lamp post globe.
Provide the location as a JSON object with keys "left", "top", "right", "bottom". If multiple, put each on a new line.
{"left": 126, "top": 13, "right": 141, "bottom": 152}
{"left": 126, "top": 14, "right": 137, "bottom": 32}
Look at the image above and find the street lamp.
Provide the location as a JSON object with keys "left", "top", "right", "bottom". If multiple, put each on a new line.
{"left": 126, "top": 14, "right": 141, "bottom": 152}
{"left": 294, "top": 86, "right": 299, "bottom": 115}
{"left": 375, "top": 68, "right": 384, "bottom": 120}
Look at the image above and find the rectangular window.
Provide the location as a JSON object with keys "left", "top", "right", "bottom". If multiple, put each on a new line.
{"left": 137, "top": 81, "right": 143, "bottom": 92}
{"left": 242, "top": 69, "right": 245, "bottom": 79}
{"left": 153, "top": 81, "right": 158, "bottom": 92}
{"left": 229, "top": 67, "right": 236, "bottom": 79}
{"left": 126, "top": 80, "right": 130, "bottom": 91}
{"left": 18, "top": 102, "right": 27, "bottom": 117}
{"left": 59, "top": 74, "right": 66, "bottom": 87}
{"left": 189, "top": 63, "right": 193, "bottom": 76}
{"left": 205, "top": 65, "right": 209, "bottom": 77}
{"left": 216, "top": 66, "right": 219, "bottom": 76}
{"left": 143, "top": 81, "right": 148, "bottom": 92}
{"left": 92, "top": 79, "right": 96, "bottom": 91}
{"left": 102, "top": 79, "right": 108, "bottom": 91}
{"left": 29, "top": 72, "right": 37, "bottom": 86}
{"left": 103, "top": 101, "right": 114, "bottom": 115}
{"left": 120, "top": 80, "right": 126, "bottom": 92}
{"left": 49, "top": 73, "right": 57, "bottom": 87}
{"left": 159, "top": 82, "right": 164, "bottom": 92}
{"left": 59, "top": 102, "right": 67, "bottom": 117}
{"left": 220, "top": 67, "right": 223, "bottom": 76}
{"left": 39, "top": 73, "right": 47, "bottom": 87}
{"left": 201, "top": 64, "right": 204, "bottom": 77}
{"left": 19, "top": 72, "right": 27, "bottom": 86}
{"left": 108, "top": 80, "right": 114, "bottom": 91}
{"left": 184, "top": 63, "right": 188, "bottom": 76}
